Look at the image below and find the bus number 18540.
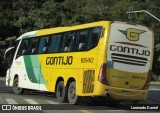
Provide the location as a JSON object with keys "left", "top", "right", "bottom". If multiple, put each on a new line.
{"left": 81, "top": 58, "right": 94, "bottom": 63}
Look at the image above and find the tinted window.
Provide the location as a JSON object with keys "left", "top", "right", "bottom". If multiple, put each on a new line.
{"left": 38, "top": 37, "right": 49, "bottom": 53}
{"left": 63, "top": 32, "right": 75, "bottom": 52}
{"left": 49, "top": 35, "right": 61, "bottom": 53}
{"left": 77, "top": 30, "right": 88, "bottom": 51}
{"left": 29, "top": 38, "right": 39, "bottom": 54}
{"left": 17, "top": 39, "right": 30, "bottom": 56}
{"left": 88, "top": 27, "right": 102, "bottom": 49}
{"left": 16, "top": 26, "right": 102, "bottom": 56}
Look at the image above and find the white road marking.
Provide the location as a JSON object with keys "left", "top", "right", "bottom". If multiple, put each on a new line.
{"left": 46, "top": 100, "right": 60, "bottom": 104}
{"left": 149, "top": 89, "right": 160, "bottom": 91}
{"left": 5, "top": 98, "right": 18, "bottom": 104}
{"left": 24, "top": 99, "right": 39, "bottom": 104}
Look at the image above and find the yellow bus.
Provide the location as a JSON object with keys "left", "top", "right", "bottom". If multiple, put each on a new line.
{"left": 5, "top": 21, "right": 154, "bottom": 105}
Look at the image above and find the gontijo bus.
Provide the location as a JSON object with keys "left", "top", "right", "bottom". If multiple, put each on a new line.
{"left": 4, "top": 21, "right": 154, "bottom": 105}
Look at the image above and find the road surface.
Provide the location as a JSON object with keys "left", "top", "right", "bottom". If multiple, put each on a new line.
{"left": 0, "top": 78, "right": 159, "bottom": 113}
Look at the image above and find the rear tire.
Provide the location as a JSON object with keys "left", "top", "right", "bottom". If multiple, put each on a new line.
{"left": 68, "top": 81, "right": 80, "bottom": 104}
{"left": 13, "top": 78, "right": 24, "bottom": 95}
{"left": 56, "top": 81, "right": 67, "bottom": 103}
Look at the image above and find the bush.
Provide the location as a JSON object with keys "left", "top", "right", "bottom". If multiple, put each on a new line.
{"left": 151, "top": 73, "right": 160, "bottom": 81}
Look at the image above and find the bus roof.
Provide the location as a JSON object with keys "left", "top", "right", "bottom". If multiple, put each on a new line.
{"left": 16, "top": 20, "right": 150, "bottom": 40}
{"left": 16, "top": 21, "right": 110, "bottom": 40}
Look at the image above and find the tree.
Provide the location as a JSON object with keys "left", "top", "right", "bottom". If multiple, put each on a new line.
{"left": 0, "top": 36, "right": 16, "bottom": 76}
{"left": 82, "top": 0, "right": 111, "bottom": 22}
{"left": 61, "top": 0, "right": 86, "bottom": 25}
{"left": 30, "top": 0, "right": 62, "bottom": 29}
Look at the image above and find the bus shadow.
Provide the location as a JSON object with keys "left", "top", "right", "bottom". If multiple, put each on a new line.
{"left": 148, "top": 90, "right": 160, "bottom": 104}
{"left": 23, "top": 89, "right": 56, "bottom": 98}
{"left": 22, "top": 89, "right": 160, "bottom": 104}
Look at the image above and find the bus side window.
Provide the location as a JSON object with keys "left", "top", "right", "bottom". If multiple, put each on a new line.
{"left": 29, "top": 38, "right": 39, "bottom": 54}
{"left": 63, "top": 32, "right": 75, "bottom": 52}
{"left": 38, "top": 37, "right": 48, "bottom": 54}
{"left": 92, "top": 27, "right": 102, "bottom": 46}
{"left": 38, "top": 37, "right": 51, "bottom": 53}
{"left": 88, "top": 27, "right": 102, "bottom": 49}
{"left": 69, "top": 33, "right": 76, "bottom": 52}
{"left": 43, "top": 37, "right": 51, "bottom": 53}
{"left": 49, "top": 35, "right": 61, "bottom": 53}
{"left": 78, "top": 30, "right": 88, "bottom": 51}
{"left": 17, "top": 39, "right": 30, "bottom": 57}
{"left": 62, "top": 33, "right": 70, "bottom": 52}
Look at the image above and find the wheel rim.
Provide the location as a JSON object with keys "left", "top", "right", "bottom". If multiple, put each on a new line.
{"left": 58, "top": 85, "right": 63, "bottom": 98}
{"left": 69, "top": 86, "right": 75, "bottom": 99}
{"left": 14, "top": 81, "right": 20, "bottom": 90}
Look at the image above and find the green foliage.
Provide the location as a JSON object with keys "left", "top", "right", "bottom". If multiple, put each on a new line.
{"left": 83, "top": 0, "right": 110, "bottom": 22}
{"left": 28, "top": 0, "right": 60, "bottom": 29}
{"left": 151, "top": 73, "right": 160, "bottom": 81}
{"left": 0, "top": 36, "right": 17, "bottom": 76}
{"left": 61, "top": 0, "right": 86, "bottom": 25}
{"left": 0, "top": 0, "right": 160, "bottom": 79}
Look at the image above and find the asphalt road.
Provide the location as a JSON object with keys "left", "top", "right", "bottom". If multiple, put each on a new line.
{"left": 0, "top": 79, "right": 160, "bottom": 113}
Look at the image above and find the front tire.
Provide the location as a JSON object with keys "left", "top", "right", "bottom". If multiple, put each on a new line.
{"left": 56, "top": 81, "right": 67, "bottom": 103}
{"left": 13, "top": 78, "right": 24, "bottom": 95}
{"left": 68, "top": 81, "right": 80, "bottom": 104}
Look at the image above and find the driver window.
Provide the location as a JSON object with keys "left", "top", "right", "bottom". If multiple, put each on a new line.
{"left": 17, "top": 39, "right": 30, "bottom": 57}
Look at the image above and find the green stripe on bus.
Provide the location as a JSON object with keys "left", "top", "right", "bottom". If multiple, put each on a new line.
{"left": 30, "top": 55, "right": 47, "bottom": 84}
{"left": 24, "top": 56, "right": 39, "bottom": 83}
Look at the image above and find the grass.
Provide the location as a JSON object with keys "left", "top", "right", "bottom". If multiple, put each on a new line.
{"left": 0, "top": 77, "right": 5, "bottom": 81}
{"left": 150, "top": 81, "right": 160, "bottom": 84}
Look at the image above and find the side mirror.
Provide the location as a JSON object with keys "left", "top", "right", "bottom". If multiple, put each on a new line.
{"left": 4, "top": 47, "right": 14, "bottom": 60}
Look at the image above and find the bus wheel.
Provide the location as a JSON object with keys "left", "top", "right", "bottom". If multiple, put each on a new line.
{"left": 56, "top": 81, "right": 67, "bottom": 103}
{"left": 13, "top": 78, "right": 24, "bottom": 95}
{"left": 68, "top": 81, "right": 80, "bottom": 104}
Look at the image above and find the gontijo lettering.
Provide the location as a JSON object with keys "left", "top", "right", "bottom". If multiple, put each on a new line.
{"left": 46, "top": 56, "right": 73, "bottom": 65}
{"left": 110, "top": 45, "right": 150, "bottom": 56}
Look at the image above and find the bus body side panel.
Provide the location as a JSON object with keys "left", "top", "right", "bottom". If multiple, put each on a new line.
{"left": 35, "top": 21, "right": 109, "bottom": 95}
{"left": 6, "top": 55, "right": 43, "bottom": 91}
{"left": 6, "top": 21, "right": 108, "bottom": 94}
{"left": 38, "top": 48, "right": 99, "bottom": 94}
{"left": 6, "top": 31, "right": 48, "bottom": 91}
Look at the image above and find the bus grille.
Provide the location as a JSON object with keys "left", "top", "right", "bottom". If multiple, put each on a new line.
{"left": 83, "top": 70, "right": 95, "bottom": 93}
{"left": 111, "top": 53, "right": 148, "bottom": 66}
